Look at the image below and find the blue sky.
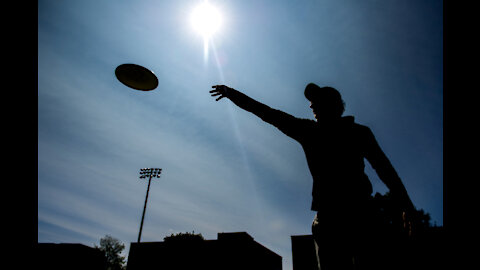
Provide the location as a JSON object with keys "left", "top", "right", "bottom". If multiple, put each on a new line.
{"left": 38, "top": 1, "right": 443, "bottom": 268}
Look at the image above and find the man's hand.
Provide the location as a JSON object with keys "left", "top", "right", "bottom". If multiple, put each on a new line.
{"left": 210, "top": 85, "right": 232, "bottom": 101}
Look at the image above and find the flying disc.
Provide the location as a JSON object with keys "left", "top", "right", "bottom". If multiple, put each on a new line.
{"left": 115, "top": 63, "right": 159, "bottom": 91}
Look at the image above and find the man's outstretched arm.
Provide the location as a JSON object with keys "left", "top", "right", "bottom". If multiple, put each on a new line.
{"left": 210, "top": 85, "right": 272, "bottom": 117}
{"left": 210, "top": 85, "right": 304, "bottom": 139}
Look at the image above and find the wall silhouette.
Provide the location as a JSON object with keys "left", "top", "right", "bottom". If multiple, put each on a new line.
{"left": 126, "top": 232, "right": 282, "bottom": 270}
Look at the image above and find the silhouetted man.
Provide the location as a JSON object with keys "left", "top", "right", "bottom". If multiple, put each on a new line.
{"left": 209, "top": 83, "right": 415, "bottom": 270}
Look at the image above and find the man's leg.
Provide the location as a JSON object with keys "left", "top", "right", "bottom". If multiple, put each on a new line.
{"left": 313, "top": 237, "right": 321, "bottom": 270}
{"left": 312, "top": 213, "right": 355, "bottom": 270}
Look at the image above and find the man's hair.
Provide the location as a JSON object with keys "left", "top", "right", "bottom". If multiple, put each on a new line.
{"left": 305, "top": 83, "right": 346, "bottom": 116}
{"left": 322, "top": 86, "right": 345, "bottom": 116}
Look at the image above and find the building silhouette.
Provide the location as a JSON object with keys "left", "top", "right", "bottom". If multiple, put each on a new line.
{"left": 126, "top": 232, "right": 282, "bottom": 270}
{"left": 36, "top": 243, "right": 107, "bottom": 270}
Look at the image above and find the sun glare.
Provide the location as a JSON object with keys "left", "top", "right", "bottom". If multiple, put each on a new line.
{"left": 191, "top": 1, "right": 222, "bottom": 39}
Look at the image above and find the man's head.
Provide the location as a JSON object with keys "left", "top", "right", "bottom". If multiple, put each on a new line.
{"left": 304, "top": 83, "right": 345, "bottom": 121}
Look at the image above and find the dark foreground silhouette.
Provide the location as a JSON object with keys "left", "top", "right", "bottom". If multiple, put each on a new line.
{"left": 210, "top": 83, "right": 416, "bottom": 270}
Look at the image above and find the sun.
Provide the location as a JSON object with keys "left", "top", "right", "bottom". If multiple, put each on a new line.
{"left": 190, "top": 1, "right": 222, "bottom": 39}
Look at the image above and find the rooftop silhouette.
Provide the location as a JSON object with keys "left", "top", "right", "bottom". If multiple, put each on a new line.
{"left": 126, "top": 232, "right": 282, "bottom": 270}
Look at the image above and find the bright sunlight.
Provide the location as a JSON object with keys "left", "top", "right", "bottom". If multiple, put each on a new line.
{"left": 190, "top": 1, "right": 222, "bottom": 39}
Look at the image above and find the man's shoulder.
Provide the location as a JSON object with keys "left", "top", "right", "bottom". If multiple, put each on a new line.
{"left": 296, "top": 118, "right": 318, "bottom": 130}
{"left": 352, "top": 122, "right": 369, "bottom": 130}
{"left": 343, "top": 116, "right": 372, "bottom": 133}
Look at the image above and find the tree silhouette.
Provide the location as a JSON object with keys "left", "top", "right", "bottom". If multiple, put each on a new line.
{"left": 163, "top": 231, "right": 205, "bottom": 243}
{"left": 372, "top": 192, "right": 433, "bottom": 239}
{"left": 95, "top": 235, "right": 126, "bottom": 270}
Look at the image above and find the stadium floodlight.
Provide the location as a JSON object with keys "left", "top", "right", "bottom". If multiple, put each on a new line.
{"left": 137, "top": 168, "right": 162, "bottom": 243}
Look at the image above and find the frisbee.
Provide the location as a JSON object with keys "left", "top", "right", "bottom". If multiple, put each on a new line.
{"left": 115, "top": 63, "right": 159, "bottom": 91}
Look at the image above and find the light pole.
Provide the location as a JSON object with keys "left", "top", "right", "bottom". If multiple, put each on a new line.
{"left": 137, "top": 168, "right": 162, "bottom": 243}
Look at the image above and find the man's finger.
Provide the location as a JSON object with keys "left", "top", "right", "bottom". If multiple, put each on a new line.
{"left": 216, "top": 96, "right": 224, "bottom": 101}
{"left": 209, "top": 90, "right": 222, "bottom": 96}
